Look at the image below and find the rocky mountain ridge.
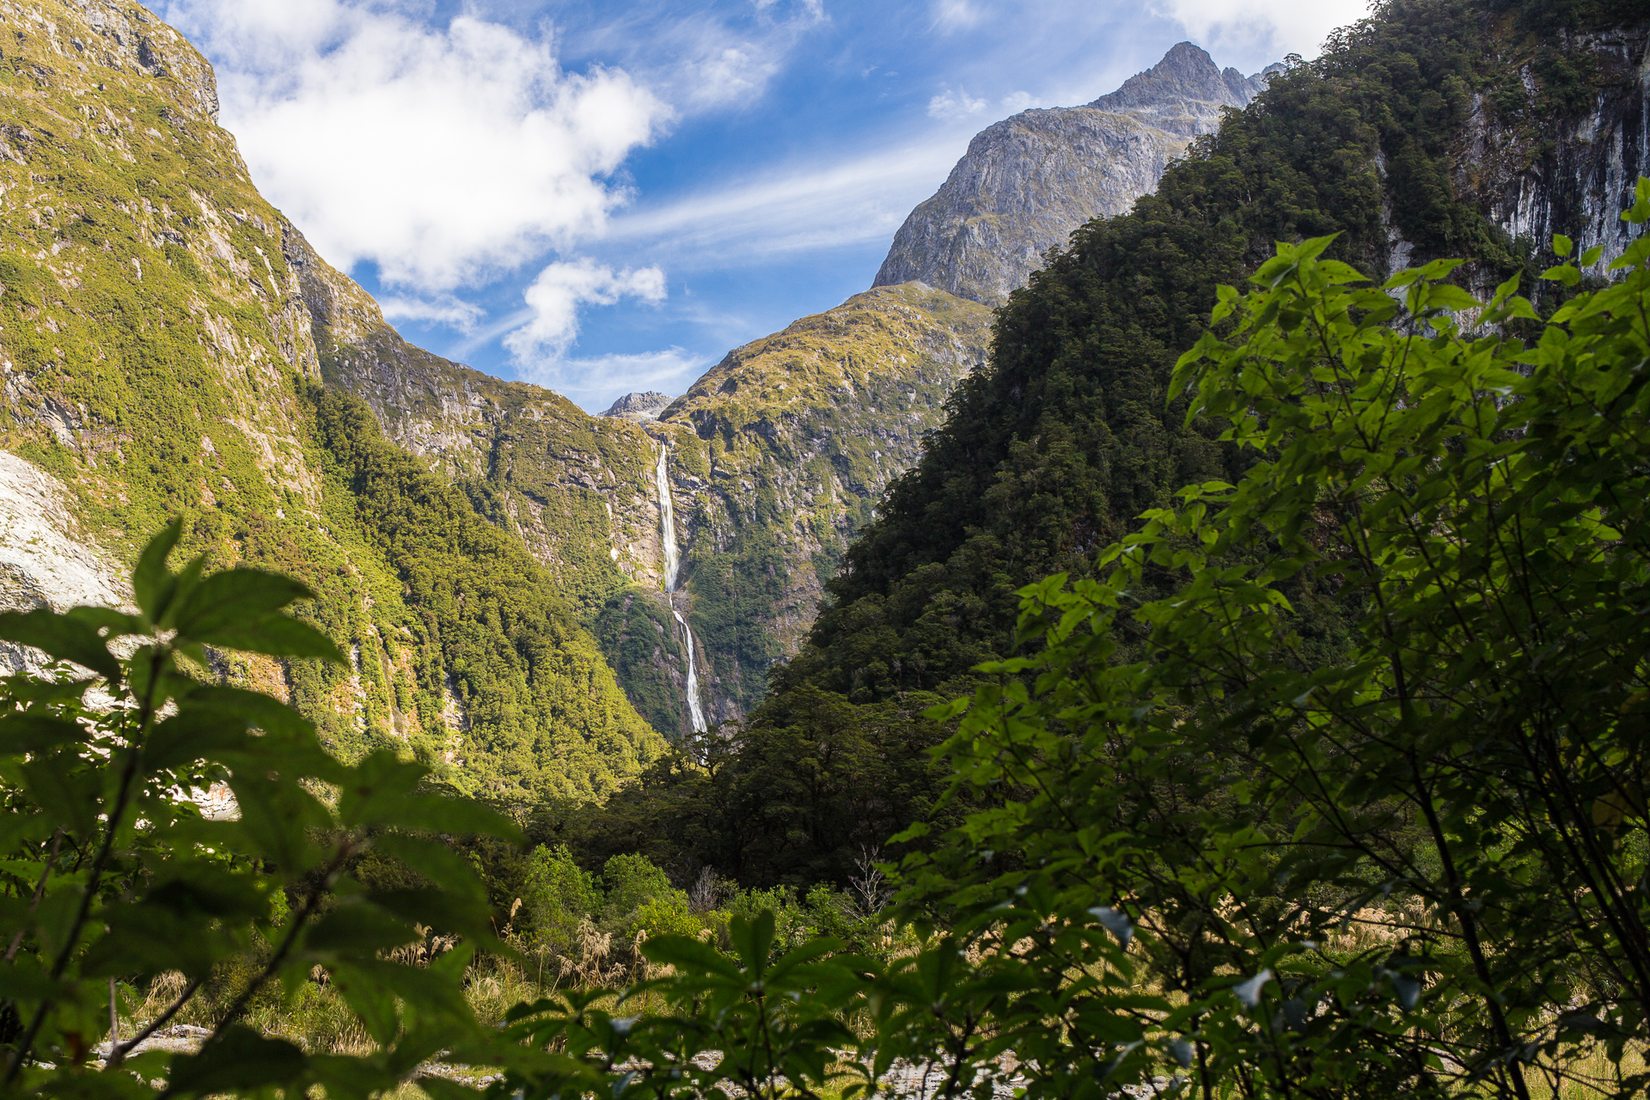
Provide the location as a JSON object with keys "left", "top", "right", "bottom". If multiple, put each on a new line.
{"left": 603, "top": 392, "right": 673, "bottom": 422}
{"left": 873, "top": 42, "right": 1272, "bottom": 305}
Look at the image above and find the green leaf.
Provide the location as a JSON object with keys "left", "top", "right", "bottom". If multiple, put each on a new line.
{"left": 642, "top": 935, "right": 742, "bottom": 980}
{"left": 165, "top": 1026, "right": 308, "bottom": 1095}
{"left": 198, "top": 614, "right": 343, "bottom": 662}
{"left": 171, "top": 568, "right": 315, "bottom": 641}
{"left": 731, "top": 910, "right": 776, "bottom": 972}
{"left": 0, "top": 608, "right": 121, "bottom": 683}
{"left": 133, "top": 518, "right": 184, "bottom": 624}
{"left": 0, "top": 714, "right": 86, "bottom": 756}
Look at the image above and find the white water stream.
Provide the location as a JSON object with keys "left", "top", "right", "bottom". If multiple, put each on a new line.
{"left": 655, "top": 445, "right": 708, "bottom": 734}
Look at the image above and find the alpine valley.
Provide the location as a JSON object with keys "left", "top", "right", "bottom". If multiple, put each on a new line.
{"left": 7, "top": 0, "right": 1650, "bottom": 1094}
{"left": 0, "top": 0, "right": 1275, "bottom": 791}
{"left": 2, "top": 0, "right": 1645, "bottom": 818}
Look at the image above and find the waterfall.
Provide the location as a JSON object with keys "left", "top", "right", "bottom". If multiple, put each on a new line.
{"left": 655, "top": 445, "right": 708, "bottom": 734}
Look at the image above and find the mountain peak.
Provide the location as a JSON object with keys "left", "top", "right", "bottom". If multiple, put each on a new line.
{"left": 1087, "top": 41, "right": 1264, "bottom": 125}
{"left": 1160, "top": 40, "right": 1219, "bottom": 70}
{"left": 602, "top": 391, "right": 674, "bottom": 422}
{"left": 873, "top": 41, "right": 1274, "bottom": 305}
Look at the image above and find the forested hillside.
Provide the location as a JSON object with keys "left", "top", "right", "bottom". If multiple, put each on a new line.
{"left": 0, "top": 0, "right": 990, "bottom": 756}
{"left": 9, "top": 0, "right": 1650, "bottom": 1093}
{"left": 0, "top": 0, "right": 663, "bottom": 799}
{"left": 308, "top": 246, "right": 995, "bottom": 727}
{"left": 596, "top": 0, "right": 1650, "bottom": 885}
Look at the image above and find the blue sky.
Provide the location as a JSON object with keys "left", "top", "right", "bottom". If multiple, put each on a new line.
{"left": 159, "top": 0, "right": 1369, "bottom": 411}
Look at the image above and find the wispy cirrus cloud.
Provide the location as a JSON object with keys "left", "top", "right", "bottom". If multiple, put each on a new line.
{"left": 554, "top": 0, "right": 829, "bottom": 115}
{"left": 929, "top": 0, "right": 985, "bottom": 32}
{"left": 379, "top": 294, "right": 485, "bottom": 332}
{"left": 601, "top": 132, "right": 974, "bottom": 268}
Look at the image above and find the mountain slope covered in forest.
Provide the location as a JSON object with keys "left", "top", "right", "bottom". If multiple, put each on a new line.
{"left": 594, "top": 0, "right": 1650, "bottom": 885}
{"left": 0, "top": 0, "right": 996, "bottom": 745}
{"left": 0, "top": 0, "right": 663, "bottom": 800}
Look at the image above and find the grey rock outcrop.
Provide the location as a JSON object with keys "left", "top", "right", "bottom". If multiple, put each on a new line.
{"left": 602, "top": 391, "right": 674, "bottom": 422}
{"left": 874, "top": 42, "right": 1271, "bottom": 305}
{"left": 1473, "top": 26, "right": 1650, "bottom": 270}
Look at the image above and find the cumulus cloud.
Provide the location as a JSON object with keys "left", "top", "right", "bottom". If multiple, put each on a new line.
{"left": 927, "top": 85, "right": 988, "bottom": 120}
{"left": 503, "top": 261, "right": 668, "bottom": 370}
{"left": 1151, "top": 0, "right": 1373, "bottom": 59}
{"left": 161, "top": 0, "right": 666, "bottom": 293}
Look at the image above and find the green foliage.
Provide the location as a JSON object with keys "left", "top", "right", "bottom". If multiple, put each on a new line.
{"left": 697, "top": 0, "right": 1647, "bottom": 889}
{"left": 0, "top": 1, "right": 665, "bottom": 803}
{"left": 519, "top": 845, "right": 601, "bottom": 958}
{"left": 504, "top": 911, "right": 875, "bottom": 1099}
{"left": 0, "top": 523, "right": 518, "bottom": 1096}
{"left": 668, "top": 284, "right": 994, "bottom": 712}
{"left": 494, "top": 187, "right": 1650, "bottom": 1099}
{"left": 591, "top": 593, "right": 683, "bottom": 736}
{"left": 308, "top": 386, "right": 665, "bottom": 803}
{"left": 815, "top": 0, "right": 1538, "bottom": 702}
{"left": 571, "top": 687, "right": 952, "bottom": 886}
{"left": 600, "top": 853, "right": 696, "bottom": 943}
{"left": 891, "top": 200, "right": 1650, "bottom": 1095}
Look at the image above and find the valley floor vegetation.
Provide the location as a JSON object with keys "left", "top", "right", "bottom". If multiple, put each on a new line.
{"left": 5, "top": 188, "right": 1650, "bottom": 1097}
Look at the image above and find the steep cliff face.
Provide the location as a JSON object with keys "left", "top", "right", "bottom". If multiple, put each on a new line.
{"left": 659, "top": 283, "right": 993, "bottom": 715}
{"left": 1469, "top": 25, "right": 1650, "bottom": 267}
{"left": 873, "top": 43, "right": 1270, "bottom": 305}
{"left": 0, "top": 0, "right": 663, "bottom": 800}
{"left": 0, "top": 451, "right": 127, "bottom": 674}
{"left": 290, "top": 231, "right": 667, "bottom": 611}
{"left": 290, "top": 233, "right": 701, "bottom": 736}
{"left": 317, "top": 264, "right": 992, "bottom": 729}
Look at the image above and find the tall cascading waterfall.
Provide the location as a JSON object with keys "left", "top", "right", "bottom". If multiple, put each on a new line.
{"left": 655, "top": 444, "right": 709, "bottom": 734}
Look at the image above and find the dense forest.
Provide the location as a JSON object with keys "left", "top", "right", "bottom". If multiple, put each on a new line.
{"left": 306, "top": 387, "right": 665, "bottom": 803}
{"left": 4, "top": 0, "right": 1650, "bottom": 1094}
{"left": 8, "top": 179, "right": 1650, "bottom": 1096}
{"left": 579, "top": 0, "right": 1650, "bottom": 887}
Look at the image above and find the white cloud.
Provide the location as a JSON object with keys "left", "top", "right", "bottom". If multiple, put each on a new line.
{"left": 930, "top": 0, "right": 984, "bottom": 32}
{"left": 602, "top": 132, "right": 972, "bottom": 268}
{"left": 504, "top": 261, "right": 668, "bottom": 369}
{"left": 1151, "top": 0, "right": 1373, "bottom": 59}
{"left": 379, "top": 294, "right": 485, "bottom": 332}
{"left": 1000, "top": 90, "right": 1038, "bottom": 114}
{"left": 560, "top": 1, "right": 826, "bottom": 116}
{"left": 927, "top": 85, "right": 988, "bottom": 121}
{"left": 161, "top": 0, "right": 666, "bottom": 293}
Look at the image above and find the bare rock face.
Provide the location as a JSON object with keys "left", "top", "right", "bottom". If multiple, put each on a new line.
{"left": 0, "top": 451, "right": 127, "bottom": 674}
{"left": 1472, "top": 26, "right": 1650, "bottom": 270}
{"left": 602, "top": 392, "right": 674, "bottom": 423}
{"left": 874, "top": 43, "right": 1271, "bottom": 305}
